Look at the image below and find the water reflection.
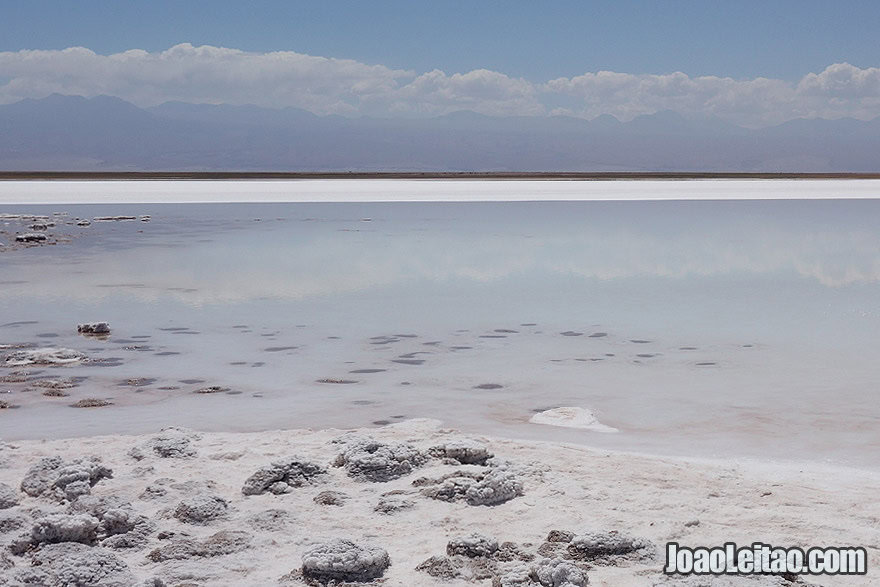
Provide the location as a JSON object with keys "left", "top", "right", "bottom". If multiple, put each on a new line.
{"left": 2, "top": 201, "right": 880, "bottom": 306}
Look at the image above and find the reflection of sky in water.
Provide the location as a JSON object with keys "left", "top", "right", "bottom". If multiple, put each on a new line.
{"left": 3, "top": 200, "right": 879, "bottom": 346}
{"left": 1, "top": 199, "right": 879, "bottom": 466}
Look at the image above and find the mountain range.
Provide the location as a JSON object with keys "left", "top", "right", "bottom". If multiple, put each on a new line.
{"left": 1, "top": 94, "right": 878, "bottom": 171}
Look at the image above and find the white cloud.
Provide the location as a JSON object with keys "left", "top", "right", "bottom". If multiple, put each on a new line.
{"left": 0, "top": 44, "right": 413, "bottom": 115}
{"left": 0, "top": 44, "right": 878, "bottom": 126}
{"left": 386, "top": 69, "right": 543, "bottom": 116}
{"left": 545, "top": 71, "right": 799, "bottom": 126}
{"left": 546, "top": 63, "right": 880, "bottom": 126}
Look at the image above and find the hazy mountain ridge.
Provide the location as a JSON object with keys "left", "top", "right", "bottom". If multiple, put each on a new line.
{"left": 1, "top": 94, "right": 878, "bottom": 171}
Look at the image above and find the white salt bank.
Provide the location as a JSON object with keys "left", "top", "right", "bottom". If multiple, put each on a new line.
{"left": 530, "top": 407, "right": 618, "bottom": 433}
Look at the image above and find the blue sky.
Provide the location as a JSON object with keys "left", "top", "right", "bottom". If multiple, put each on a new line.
{"left": 1, "top": 1, "right": 878, "bottom": 126}
{"left": 4, "top": 0, "right": 878, "bottom": 81}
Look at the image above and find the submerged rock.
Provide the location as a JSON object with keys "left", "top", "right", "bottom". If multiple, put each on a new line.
{"left": 241, "top": 456, "right": 327, "bottom": 495}
{"left": 14, "top": 233, "right": 47, "bottom": 243}
{"left": 3, "top": 347, "right": 86, "bottom": 367}
{"left": 333, "top": 437, "right": 427, "bottom": 482}
{"left": 71, "top": 398, "right": 113, "bottom": 408}
{"left": 33, "top": 378, "right": 78, "bottom": 390}
{"left": 301, "top": 538, "right": 391, "bottom": 583}
{"left": 194, "top": 385, "right": 230, "bottom": 394}
{"left": 77, "top": 322, "right": 111, "bottom": 335}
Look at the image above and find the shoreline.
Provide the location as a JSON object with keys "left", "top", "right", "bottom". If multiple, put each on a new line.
{"left": 6, "top": 420, "right": 879, "bottom": 483}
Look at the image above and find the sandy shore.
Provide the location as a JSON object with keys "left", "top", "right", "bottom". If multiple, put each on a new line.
{"left": 0, "top": 418, "right": 875, "bottom": 586}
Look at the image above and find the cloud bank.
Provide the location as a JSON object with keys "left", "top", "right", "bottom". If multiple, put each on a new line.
{"left": 1, "top": 43, "right": 878, "bottom": 127}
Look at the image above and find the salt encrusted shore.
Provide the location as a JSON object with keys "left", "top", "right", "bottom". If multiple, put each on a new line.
{"left": 0, "top": 419, "right": 876, "bottom": 586}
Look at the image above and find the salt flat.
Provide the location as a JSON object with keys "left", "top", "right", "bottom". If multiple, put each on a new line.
{"left": 1, "top": 178, "right": 880, "bottom": 204}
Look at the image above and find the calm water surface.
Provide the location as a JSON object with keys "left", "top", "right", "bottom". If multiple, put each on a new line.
{"left": 1, "top": 196, "right": 878, "bottom": 469}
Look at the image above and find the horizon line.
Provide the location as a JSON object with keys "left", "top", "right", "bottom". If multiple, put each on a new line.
{"left": 2, "top": 171, "right": 880, "bottom": 181}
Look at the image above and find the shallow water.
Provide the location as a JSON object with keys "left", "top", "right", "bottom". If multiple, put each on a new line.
{"left": 1, "top": 187, "right": 879, "bottom": 469}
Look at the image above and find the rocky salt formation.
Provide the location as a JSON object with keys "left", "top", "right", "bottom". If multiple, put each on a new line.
{"left": 0, "top": 510, "right": 28, "bottom": 536}
{"left": 531, "top": 558, "right": 589, "bottom": 587}
{"left": 0, "top": 420, "right": 867, "bottom": 586}
{"left": 9, "top": 542, "right": 136, "bottom": 586}
{"left": 3, "top": 347, "right": 86, "bottom": 367}
{"left": 301, "top": 538, "right": 391, "bottom": 584}
{"left": 172, "top": 494, "right": 229, "bottom": 524}
{"left": 374, "top": 491, "right": 416, "bottom": 514}
{"left": 429, "top": 439, "right": 494, "bottom": 465}
{"left": 20, "top": 455, "right": 113, "bottom": 502}
{"left": 147, "top": 530, "right": 252, "bottom": 562}
{"left": 415, "top": 468, "right": 524, "bottom": 506}
{"left": 29, "top": 513, "right": 97, "bottom": 546}
{"left": 70, "top": 495, "right": 156, "bottom": 549}
{"left": 129, "top": 428, "right": 198, "bottom": 460}
{"left": 447, "top": 533, "right": 500, "bottom": 558}
{"left": 246, "top": 508, "right": 292, "bottom": 532}
{"left": 416, "top": 532, "right": 588, "bottom": 586}
{"left": 313, "top": 490, "right": 349, "bottom": 506}
{"left": 77, "top": 322, "right": 111, "bottom": 336}
{"left": 241, "top": 456, "right": 327, "bottom": 495}
{"left": 535, "top": 528, "right": 654, "bottom": 565}
{"left": 566, "top": 530, "right": 655, "bottom": 563}
{"left": 332, "top": 436, "right": 427, "bottom": 482}
{"left": 0, "top": 483, "right": 19, "bottom": 509}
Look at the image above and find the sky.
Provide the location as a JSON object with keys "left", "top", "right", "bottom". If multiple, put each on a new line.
{"left": 2, "top": 1, "right": 879, "bottom": 126}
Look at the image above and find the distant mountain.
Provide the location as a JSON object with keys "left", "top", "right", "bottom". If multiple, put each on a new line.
{"left": 0, "top": 94, "right": 878, "bottom": 171}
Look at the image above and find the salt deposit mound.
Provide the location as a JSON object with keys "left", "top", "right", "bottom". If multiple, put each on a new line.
{"left": 529, "top": 407, "right": 618, "bottom": 433}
